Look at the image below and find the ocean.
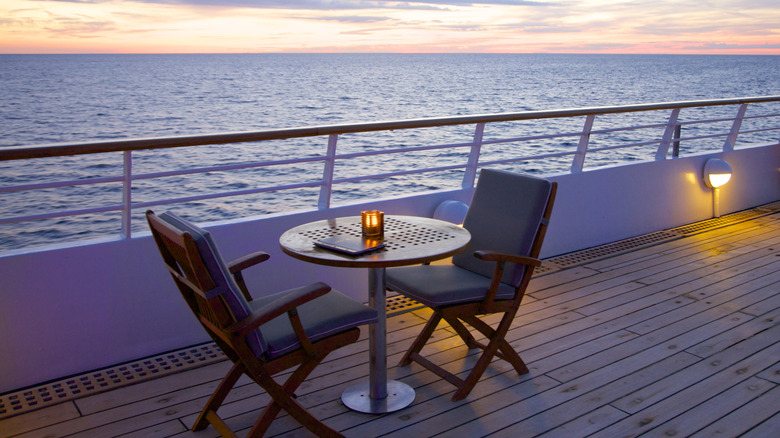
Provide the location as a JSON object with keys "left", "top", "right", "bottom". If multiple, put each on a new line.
{"left": 1, "top": 53, "right": 779, "bottom": 249}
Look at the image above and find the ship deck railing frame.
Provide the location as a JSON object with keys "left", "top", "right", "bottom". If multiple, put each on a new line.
{"left": 1, "top": 95, "right": 779, "bottom": 243}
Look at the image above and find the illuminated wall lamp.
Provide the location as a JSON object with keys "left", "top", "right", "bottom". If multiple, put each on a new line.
{"left": 703, "top": 158, "right": 732, "bottom": 218}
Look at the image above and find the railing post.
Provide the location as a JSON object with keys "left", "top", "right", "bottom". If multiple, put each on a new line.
{"left": 656, "top": 108, "right": 681, "bottom": 161}
{"left": 571, "top": 115, "right": 595, "bottom": 173}
{"left": 462, "top": 123, "right": 485, "bottom": 189}
{"left": 121, "top": 151, "right": 132, "bottom": 239}
{"left": 723, "top": 103, "right": 748, "bottom": 152}
{"left": 318, "top": 134, "right": 339, "bottom": 209}
{"left": 672, "top": 123, "right": 681, "bottom": 158}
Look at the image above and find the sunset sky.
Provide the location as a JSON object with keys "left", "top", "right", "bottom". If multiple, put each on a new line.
{"left": 1, "top": 0, "right": 779, "bottom": 54}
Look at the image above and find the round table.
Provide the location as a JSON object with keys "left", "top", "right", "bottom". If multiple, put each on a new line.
{"left": 279, "top": 215, "right": 471, "bottom": 413}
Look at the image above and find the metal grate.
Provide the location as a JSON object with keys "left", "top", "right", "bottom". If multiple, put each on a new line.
{"left": 670, "top": 210, "right": 764, "bottom": 235}
{"left": 0, "top": 344, "right": 225, "bottom": 420}
{"left": 386, "top": 294, "right": 425, "bottom": 316}
{"left": 547, "top": 230, "right": 682, "bottom": 268}
{"left": 754, "top": 200, "right": 780, "bottom": 214}
{"left": 545, "top": 202, "right": 780, "bottom": 270}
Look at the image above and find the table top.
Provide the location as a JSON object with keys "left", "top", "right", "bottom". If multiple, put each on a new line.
{"left": 279, "top": 215, "right": 471, "bottom": 268}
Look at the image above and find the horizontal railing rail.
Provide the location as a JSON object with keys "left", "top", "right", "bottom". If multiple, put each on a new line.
{"left": 1, "top": 95, "right": 779, "bottom": 250}
{"left": 2, "top": 96, "right": 779, "bottom": 161}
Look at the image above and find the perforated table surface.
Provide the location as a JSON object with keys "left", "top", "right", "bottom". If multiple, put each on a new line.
{"left": 279, "top": 215, "right": 471, "bottom": 268}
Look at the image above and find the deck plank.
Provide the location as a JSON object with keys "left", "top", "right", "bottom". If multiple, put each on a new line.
{"left": 639, "top": 376, "right": 776, "bottom": 438}
{"left": 591, "top": 334, "right": 779, "bottom": 438}
{"left": 489, "top": 352, "right": 700, "bottom": 438}
{"left": 0, "top": 402, "right": 80, "bottom": 437}
{"left": 611, "top": 321, "right": 780, "bottom": 415}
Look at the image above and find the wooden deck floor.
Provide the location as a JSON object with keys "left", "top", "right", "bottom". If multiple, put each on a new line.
{"left": 2, "top": 212, "right": 779, "bottom": 438}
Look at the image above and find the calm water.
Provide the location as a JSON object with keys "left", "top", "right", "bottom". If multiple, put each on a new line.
{"left": 1, "top": 54, "right": 779, "bottom": 249}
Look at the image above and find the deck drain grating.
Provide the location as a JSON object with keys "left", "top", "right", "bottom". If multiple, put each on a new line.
{"left": 670, "top": 209, "right": 769, "bottom": 235}
{"left": 547, "top": 230, "right": 681, "bottom": 267}
{"left": 546, "top": 202, "right": 779, "bottom": 269}
{"left": 386, "top": 294, "right": 424, "bottom": 315}
{"left": 0, "top": 344, "right": 226, "bottom": 420}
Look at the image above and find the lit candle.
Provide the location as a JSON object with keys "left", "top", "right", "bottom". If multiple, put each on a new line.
{"left": 361, "top": 210, "right": 384, "bottom": 237}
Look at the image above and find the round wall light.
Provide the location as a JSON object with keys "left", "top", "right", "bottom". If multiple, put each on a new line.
{"left": 703, "top": 158, "right": 733, "bottom": 217}
{"left": 703, "top": 158, "right": 732, "bottom": 189}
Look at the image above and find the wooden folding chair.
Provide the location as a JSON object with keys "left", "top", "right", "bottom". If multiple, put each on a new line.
{"left": 387, "top": 169, "right": 557, "bottom": 401}
{"left": 147, "top": 211, "right": 377, "bottom": 437}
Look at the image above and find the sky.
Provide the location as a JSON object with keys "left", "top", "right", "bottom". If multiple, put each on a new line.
{"left": 1, "top": 0, "right": 779, "bottom": 54}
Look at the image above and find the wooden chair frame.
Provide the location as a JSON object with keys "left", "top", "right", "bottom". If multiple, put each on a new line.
{"left": 398, "top": 182, "right": 557, "bottom": 401}
{"left": 147, "top": 211, "right": 358, "bottom": 437}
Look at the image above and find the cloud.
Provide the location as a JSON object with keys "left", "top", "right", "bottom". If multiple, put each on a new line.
{"left": 45, "top": 15, "right": 115, "bottom": 36}
{"left": 300, "top": 15, "right": 393, "bottom": 23}
{"left": 49, "top": 0, "right": 550, "bottom": 10}
{"left": 495, "top": 22, "right": 583, "bottom": 33}
{"left": 685, "top": 42, "right": 780, "bottom": 50}
{"left": 1, "top": 6, "right": 115, "bottom": 36}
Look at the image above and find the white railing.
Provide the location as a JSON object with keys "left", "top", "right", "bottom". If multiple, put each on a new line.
{"left": 1, "top": 96, "right": 779, "bottom": 249}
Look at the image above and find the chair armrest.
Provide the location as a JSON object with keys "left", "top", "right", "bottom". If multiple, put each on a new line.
{"left": 474, "top": 250, "right": 541, "bottom": 267}
{"left": 227, "top": 251, "right": 270, "bottom": 301}
{"left": 227, "top": 251, "right": 270, "bottom": 274}
{"left": 228, "top": 282, "right": 331, "bottom": 336}
{"left": 473, "top": 250, "right": 542, "bottom": 313}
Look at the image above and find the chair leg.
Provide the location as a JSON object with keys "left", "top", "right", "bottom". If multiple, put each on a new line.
{"left": 496, "top": 339, "right": 529, "bottom": 375}
{"left": 461, "top": 314, "right": 529, "bottom": 376}
{"left": 248, "top": 362, "right": 341, "bottom": 438}
{"left": 249, "top": 356, "right": 319, "bottom": 436}
{"left": 192, "top": 362, "right": 245, "bottom": 431}
{"left": 442, "top": 314, "right": 480, "bottom": 349}
{"left": 399, "top": 311, "right": 443, "bottom": 366}
{"left": 452, "top": 313, "right": 518, "bottom": 401}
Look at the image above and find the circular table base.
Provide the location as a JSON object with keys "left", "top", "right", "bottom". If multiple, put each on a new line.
{"left": 341, "top": 379, "right": 415, "bottom": 414}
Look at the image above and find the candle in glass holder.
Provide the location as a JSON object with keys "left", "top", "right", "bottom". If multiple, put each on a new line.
{"left": 361, "top": 210, "right": 384, "bottom": 237}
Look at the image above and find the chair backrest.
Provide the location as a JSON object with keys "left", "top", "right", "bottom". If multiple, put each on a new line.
{"left": 453, "top": 169, "right": 555, "bottom": 287}
{"left": 147, "top": 211, "right": 268, "bottom": 358}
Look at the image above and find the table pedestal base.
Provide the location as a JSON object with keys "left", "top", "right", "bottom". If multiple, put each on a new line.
{"left": 341, "top": 379, "right": 415, "bottom": 414}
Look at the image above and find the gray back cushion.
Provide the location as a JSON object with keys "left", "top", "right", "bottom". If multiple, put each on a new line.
{"left": 452, "top": 169, "right": 552, "bottom": 286}
{"left": 158, "top": 212, "right": 267, "bottom": 356}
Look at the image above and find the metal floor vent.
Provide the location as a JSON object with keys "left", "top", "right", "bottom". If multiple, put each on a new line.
{"left": 386, "top": 294, "right": 425, "bottom": 316}
{"left": 544, "top": 202, "right": 779, "bottom": 270}
{"left": 0, "top": 344, "right": 225, "bottom": 420}
{"left": 547, "top": 230, "right": 682, "bottom": 268}
{"left": 671, "top": 202, "right": 780, "bottom": 235}
{"left": 2, "top": 203, "right": 777, "bottom": 420}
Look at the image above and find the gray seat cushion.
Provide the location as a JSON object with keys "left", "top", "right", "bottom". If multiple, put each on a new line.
{"left": 250, "top": 288, "right": 378, "bottom": 360}
{"left": 387, "top": 264, "right": 516, "bottom": 308}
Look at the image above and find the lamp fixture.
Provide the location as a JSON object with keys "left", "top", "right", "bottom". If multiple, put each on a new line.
{"left": 703, "top": 158, "right": 732, "bottom": 189}
{"left": 703, "top": 158, "right": 732, "bottom": 218}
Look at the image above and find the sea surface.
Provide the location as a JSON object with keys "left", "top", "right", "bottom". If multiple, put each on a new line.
{"left": 1, "top": 53, "right": 779, "bottom": 250}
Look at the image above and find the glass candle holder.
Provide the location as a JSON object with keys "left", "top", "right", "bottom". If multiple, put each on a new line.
{"left": 361, "top": 210, "right": 384, "bottom": 237}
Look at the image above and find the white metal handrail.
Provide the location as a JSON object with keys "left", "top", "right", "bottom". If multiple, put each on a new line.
{"left": 1, "top": 96, "right": 779, "bottom": 247}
